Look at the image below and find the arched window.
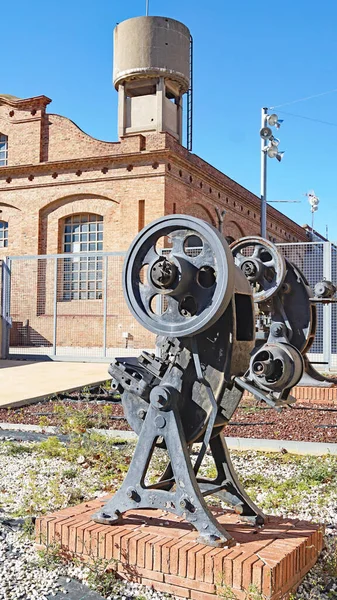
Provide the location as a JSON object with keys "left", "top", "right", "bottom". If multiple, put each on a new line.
{"left": 0, "top": 221, "right": 8, "bottom": 247}
{"left": 62, "top": 213, "right": 103, "bottom": 300}
{"left": 0, "top": 134, "right": 8, "bottom": 166}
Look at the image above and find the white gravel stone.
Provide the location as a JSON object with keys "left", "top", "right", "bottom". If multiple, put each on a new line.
{"left": 0, "top": 440, "right": 336, "bottom": 599}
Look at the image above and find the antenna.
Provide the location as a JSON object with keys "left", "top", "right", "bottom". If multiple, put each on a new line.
{"left": 146, "top": 0, "right": 149, "bottom": 16}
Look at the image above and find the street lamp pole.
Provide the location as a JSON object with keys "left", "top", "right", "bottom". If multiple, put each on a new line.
{"left": 260, "top": 107, "right": 268, "bottom": 238}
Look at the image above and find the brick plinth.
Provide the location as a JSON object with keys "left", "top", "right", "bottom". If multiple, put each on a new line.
{"left": 36, "top": 499, "right": 324, "bottom": 599}
{"left": 243, "top": 385, "right": 337, "bottom": 406}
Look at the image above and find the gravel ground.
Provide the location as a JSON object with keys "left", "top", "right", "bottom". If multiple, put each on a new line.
{"left": 1, "top": 397, "right": 337, "bottom": 442}
{"left": 0, "top": 437, "right": 336, "bottom": 599}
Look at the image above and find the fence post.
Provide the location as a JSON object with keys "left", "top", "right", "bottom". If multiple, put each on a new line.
{"left": 323, "top": 242, "right": 332, "bottom": 370}
{"left": 103, "top": 255, "right": 108, "bottom": 358}
{"left": 1, "top": 258, "right": 11, "bottom": 359}
{"left": 53, "top": 257, "right": 58, "bottom": 357}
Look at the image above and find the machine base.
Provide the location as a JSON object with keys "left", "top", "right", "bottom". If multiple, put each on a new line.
{"left": 36, "top": 498, "right": 324, "bottom": 600}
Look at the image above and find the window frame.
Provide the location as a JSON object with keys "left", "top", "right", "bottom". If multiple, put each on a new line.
{"left": 0, "top": 220, "right": 8, "bottom": 248}
{"left": 61, "top": 213, "right": 104, "bottom": 301}
{"left": 0, "top": 134, "right": 8, "bottom": 167}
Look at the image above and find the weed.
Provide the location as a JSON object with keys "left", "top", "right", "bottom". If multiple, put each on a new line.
{"left": 245, "top": 584, "right": 264, "bottom": 600}
{"left": 86, "top": 556, "right": 118, "bottom": 595}
{"left": 21, "top": 517, "right": 36, "bottom": 539}
{"left": 218, "top": 583, "right": 237, "bottom": 599}
{"left": 323, "top": 536, "right": 337, "bottom": 578}
{"left": 38, "top": 416, "right": 51, "bottom": 429}
{"left": 300, "top": 460, "right": 335, "bottom": 485}
{"left": 61, "top": 468, "right": 78, "bottom": 480}
{"left": 4, "top": 442, "right": 34, "bottom": 456}
{"left": 53, "top": 404, "right": 94, "bottom": 434}
{"left": 37, "top": 541, "right": 71, "bottom": 570}
{"left": 36, "top": 436, "right": 65, "bottom": 458}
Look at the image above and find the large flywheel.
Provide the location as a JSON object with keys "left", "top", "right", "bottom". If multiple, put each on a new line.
{"left": 123, "top": 215, "right": 235, "bottom": 337}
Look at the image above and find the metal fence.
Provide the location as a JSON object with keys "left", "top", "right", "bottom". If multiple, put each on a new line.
{"left": 1, "top": 251, "right": 154, "bottom": 361}
{"left": 1, "top": 242, "right": 337, "bottom": 368}
{"left": 276, "top": 241, "right": 336, "bottom": 370}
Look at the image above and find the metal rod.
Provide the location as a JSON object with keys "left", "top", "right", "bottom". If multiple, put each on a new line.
{"left": 1, "top": 258, "right": 11, "bottom": 359}
{"left": 53, "top": 258, "right": 58, "bottom": 357}
{"left": 323, "top": 242, "right": 332, "bottom": 369}
{"left": 103, "top": 255, "right": 108, "bottom": 358}
{"left": 146, "top": 0, "right": 149, "bottom": 16}
{"left": 260, "top": 107, "right": 268, "bottom": 238}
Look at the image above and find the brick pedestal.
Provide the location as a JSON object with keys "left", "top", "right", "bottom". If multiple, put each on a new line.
{"left": 36, "top": 499, "right": 324, "bottom": 600}
{"left": 244, "top": 385, "right": 337, "bottom": 405}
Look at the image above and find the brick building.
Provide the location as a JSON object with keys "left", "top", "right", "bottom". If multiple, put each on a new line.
{"left": 0, "top": 92, "right": 308, "bottom": 354}
{"left": 0, "top": 17, "right": 309, "bottom": 354}
{"left": 0, "top": 92, "right": 307, "bottom": 261}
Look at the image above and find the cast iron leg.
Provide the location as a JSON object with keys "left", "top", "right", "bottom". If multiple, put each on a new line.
{"left": 197, "top": 433, "right": 265, "bottom": 525}
{"left": 92, "top": 404, "right": 235, "bottom": 547}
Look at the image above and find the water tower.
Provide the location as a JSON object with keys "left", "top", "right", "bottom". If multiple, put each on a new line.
{"left": 113, "top": 16, "right": 191, "bottom": 146}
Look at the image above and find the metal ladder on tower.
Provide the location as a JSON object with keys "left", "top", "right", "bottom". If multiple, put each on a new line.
{"left": 187, "top": 35, "right": 193, "bottom": 152}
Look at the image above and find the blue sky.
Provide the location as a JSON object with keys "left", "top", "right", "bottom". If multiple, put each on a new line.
{"left": 2, "top": 0, "right": 337, "bottom": 238}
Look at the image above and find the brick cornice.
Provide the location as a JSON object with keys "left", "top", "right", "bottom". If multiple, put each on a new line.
{"left": 0, "top": 95, "right": 51, "bottom": 109}
{"left": 0, "top": 170, "right": 164, "bottom": 193}
{"left": 0, "top": 150, "right": 153, "bottom": 177}
{"left": 165, "top": 151, "right": 307, "bottom": 240}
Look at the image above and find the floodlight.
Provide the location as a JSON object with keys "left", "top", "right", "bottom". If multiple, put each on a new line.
{"left": 276, "top": 151, "right": 285, "bottom": 162}
{"left": 267, "top": 145, "right": 279, "bottom": 158}
{"left": 307, "top": 192, "right": 319, "bottom": 207}
{"left": 267, "top": 113, "right": 279, "bottom": 126}
{"left": 260, "top": 126, "right": 273, "bottom": 139}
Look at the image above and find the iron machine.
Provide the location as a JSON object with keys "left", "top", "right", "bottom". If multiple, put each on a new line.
{"left": 93, "top": 216, "right": 317, "bottom": 547}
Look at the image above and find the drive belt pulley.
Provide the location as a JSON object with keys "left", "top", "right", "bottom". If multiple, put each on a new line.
{"left": 123, "top": 215, "right": 235, "bottom": 337}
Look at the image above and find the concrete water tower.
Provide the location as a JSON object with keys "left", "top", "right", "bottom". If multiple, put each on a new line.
{"left": 113, "top": 16, "right": 191, "bottom": 145}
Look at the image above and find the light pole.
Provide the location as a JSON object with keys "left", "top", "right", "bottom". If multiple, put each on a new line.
{"left": 260, "top": 108, "right": 268, "bottom": 238}
{"left": 260, "top": 109, "right": 284, "bottom": 238}
{"left": 306, "top": 191, "right": 319, "bottom": 237}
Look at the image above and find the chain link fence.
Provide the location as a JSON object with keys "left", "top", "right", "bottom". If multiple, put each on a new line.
{"left": 1, "top": 242, "right": 337, "bottom": 368}
{"left": 2, "top": 252, "right": 154, "bottom": 361}
{"left": 276, "top": 242, "right": 334, "bottom": 369}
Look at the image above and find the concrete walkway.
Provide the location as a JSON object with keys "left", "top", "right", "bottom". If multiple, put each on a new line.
{"left": 0, "top": 360, "right": 112, "bottom": 408}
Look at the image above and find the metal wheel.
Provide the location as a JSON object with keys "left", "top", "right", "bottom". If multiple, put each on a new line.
{"left": 123, "top": 215, "right": 235, "bottom": 337}
{"left": 230, "top": 236, "right": 286, "bottom": 303}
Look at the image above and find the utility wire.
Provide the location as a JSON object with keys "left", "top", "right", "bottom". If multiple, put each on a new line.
{"left": 276, "top": 110, "right": 337, "bottom": 127}
{"left": 270, "top": 87, "right": 337, "bottom": 109}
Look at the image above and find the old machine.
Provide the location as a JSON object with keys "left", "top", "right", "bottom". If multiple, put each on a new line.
{"left": 93, "top": 215, "right": 317, "bottom": 547}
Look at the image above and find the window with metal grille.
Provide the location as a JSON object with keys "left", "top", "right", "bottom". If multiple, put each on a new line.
{"left": 0, "top": 221, "right": 8, "bottom": 247}
{"left": 0, "top": 134, "right": 8, "bottom": 166}
{"left": 62, "top": 214, "right": 103, "bottom": 300}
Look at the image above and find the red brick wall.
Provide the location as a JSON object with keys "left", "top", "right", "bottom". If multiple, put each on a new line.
{"left": 0, "top": 94, "right": 309, "bottom": 350}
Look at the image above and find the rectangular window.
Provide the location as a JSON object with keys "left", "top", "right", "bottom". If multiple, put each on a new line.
{"left": 62, "top": 214, "right": 103, "bottom": 300}
{"left": 0, "top": 221, "right": 8, "bottom": 247}
{"left": 0, "top": 134, "right": 8, "bottom": 167}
